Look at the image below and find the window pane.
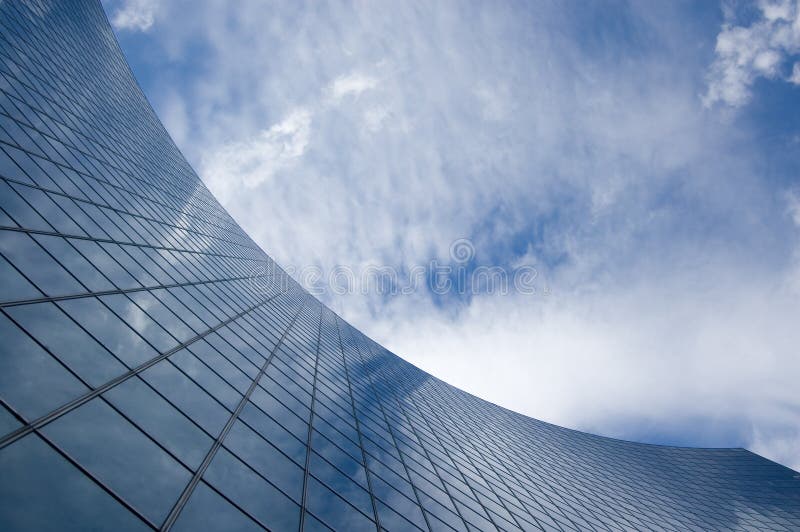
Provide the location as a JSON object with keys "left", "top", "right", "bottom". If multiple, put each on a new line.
{"left": 0, "top": 180, "right": 52, "bottom": 231}
{"left": 58, "top": 297, "right": 158, "bottom": 368}
{"left": 223, "top": 420, "right": 303, "bottom": 502}
{"left": 203, "top": 448, "right": 300, "bottom": 532}
{"left": 0, "top": 230, "right": 83, "bottom": 296}
{"left": 239, "top": 402, "right": 307, "bottom": 465}
{"left": 0, "top": 312, "right": 88, "bottom": 420}
{"left": 172, "top": 482, "right": 262, "bottom": 532}
{"left": 11, "top": 183, "right": 84, "bottom": 235}
{"left": 370, "top": 475, "right": 427, "bottom": 530}
{"left": 7, "top": 302, "right": 126, "bottom": 387}
{"left": 0, "top": 434, "right": 148, "bottom": 531}
{"left": 103, "top": 376, "right": 213, "bottom": 471}
{"left": 248, "top": 386, "right": 307, "bottom": 442}
{"left": 170, "top": 349, "right": 242, "bottom": 411}
{"left": 42, "top": 398, "right": 192, "bottom": 525}
{"left": 100, "top": 294, "right": 177, "bottom": 352}
{"left": 68, "top": 239, "right": 139, "bottom": 289}
{"left": 311, "top": 431, "right": 369, "bottom": 489}
{"left": 0, "top": 403, "right": 21, "bottom": 437}
{"left": 187, "top": 339, "right": 251, "bottom": 393}
{"left": 376, "top": 499, "right": 425, "bottom": 532}
{"left": 141, "top": 358, "right": 230, "bottom": 437}
{"left": 33, "top": 234, "right": 115, "bottom": 292}
{"left": 0, "top": 254, "right": 41, "bottom": 302}
{"left": 302, "top": 510, "right": 335, "bottom": 532}
{"left": 128, "top": 290, "right": 194, "bottom": 342}
{"left": 305, "top": 475, "right": 375, "bottom": 532}
{"left": 309, "top": 451, "right": 373, "bottom": 517}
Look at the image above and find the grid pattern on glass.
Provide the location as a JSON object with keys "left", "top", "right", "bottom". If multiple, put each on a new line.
{"left": 0, "top": 1, "right": 799, "bottom": 531}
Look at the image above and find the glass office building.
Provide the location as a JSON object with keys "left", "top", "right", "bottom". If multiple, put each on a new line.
{"left": 0, "top": 1, "right": 798, "bottom": 530}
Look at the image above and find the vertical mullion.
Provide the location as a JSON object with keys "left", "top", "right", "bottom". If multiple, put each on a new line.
{"left": 160, "top": 294, "right": 309, "bottom": 531}
{"left": 333, "top": 312, "right": 382, "bottom": 530}
{"left": 299, "top": 303, "right": 324, "bottom": 530}
{"left": 339, "top": 318, "right": 433, "bottom": 532}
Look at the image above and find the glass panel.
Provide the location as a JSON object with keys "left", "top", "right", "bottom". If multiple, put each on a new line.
{"left": 128, "top": 290, "right": 194, "bottom": 342}
{"left": 7, "top": 302, "right": 127, "bottom": 387}
{"left": 0, "top": 403, "right": 21, "bottom": 437}
{"left": 309, "top": 451, "right": 374, "bottom": 517}
{"left": 170, "top": 349, "right": 242, "bottom": 411}
{"left": 223, "top": 420, "right": 303, "bottom": 502}
{"left": 0, "top": 146, "right": 31, "bottom": 183}
{"left": 376, "top": 499, "right": 425, "bottom": 532}
{"left": 0, "top": 229, "right": 83, "bottom": 296}
{"left": 103, "top": 376, "right": 213, "bottom": 471}
{"left": 187, "top": 339, "right": 251, "bottom": 393}
{"left": 58, "top": 297, "right": 158, "bottom": 368}
{"left": 100, "top": 294, "right": 177, "bottom": 352}
{"left": 0, "top": 254, "right": 41, "bottom": 302}
{"left": 0, "top": 204, "right": 16, "bottom": 227}
{"left": 0, "top": 180, "right": 52, "bottom": 231}
{"left": 141, "top": 358, "right": 231, "bottom": 437}
{"left": 10, "top": 183, "right": 84, "bottom": 235}
{"left": 172, "top": 482, "right": 262, "bottom": 532}
{"left": 305, "top": 475, "right": 375, "bottom": 532}
{"left": 42, "top": 397, "right": 192, "bottom": 526}
{"left": 32, "top": 234, "right": 115, "bottom": 292}
{"left": 239, "top": 402, "right": 307, "bottom": 465}
{"left": 248, "top": 386, "right": 308, "bottom": 442}
{"left": 0, "top": 312, "right": 88, "bottom": 420}
{"left": 311, "top": 430, "right": 369, "bottom": 489}
{"left": 155, "top": 288, "right": 207, "bottom": 333}
{"left": 100, "top": 243, "right": 156, "bottom": 286}
{"left": 302, "top": 510, "right": 335, "bottom": 532}
{"left": 68, "top": 239, "right": 139, "bottom": 290}
{"left": 370, "top": 475, "right": 428, "bottom": 530}
{"left": 0, "top": 434, "right": 148, "bottom": 531}
{"left": 417, "top": 492, "right": 465, "bottom": 531}
{"left": 50, "top": 196, "right": 108, "bottom": 239}
{"left": 203, "top": 448, "right": 300, "bottom": 532}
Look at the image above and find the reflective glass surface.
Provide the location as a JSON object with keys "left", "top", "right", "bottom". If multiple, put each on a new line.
{"left": 0, "top": 1, "right": 798, "bottom": 531}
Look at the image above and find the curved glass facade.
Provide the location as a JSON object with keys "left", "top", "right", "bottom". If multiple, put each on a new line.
{"left": 0, "top": 1, "right": 798, "bottom": 530}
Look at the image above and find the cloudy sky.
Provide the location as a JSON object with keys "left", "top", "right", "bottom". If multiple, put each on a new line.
{"left": 102, "top": 0, "right": 800, "bottom": 469}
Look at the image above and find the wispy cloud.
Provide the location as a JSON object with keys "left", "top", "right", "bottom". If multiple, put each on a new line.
{"left": 201, "top": 109, "right": 311, "bottom": 204}
{"left": 327, "top": 72, "right": 380, "bottom": 101}
{"left": 704, "top": 0, "right": 800, "bottom": 107}
{"left": 109, "top": 0, "right": 159, "bottom": 32}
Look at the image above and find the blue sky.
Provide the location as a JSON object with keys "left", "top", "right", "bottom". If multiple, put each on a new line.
{"left": 103, "top": 0, "right": 800, "bottom": 469}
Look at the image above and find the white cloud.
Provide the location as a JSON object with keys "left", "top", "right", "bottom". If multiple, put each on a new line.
{"left": 704, "top": 0, "right": 800, "bottom": 107}
{"left": 200, "top": 109, "right": 311, "bottom": 204}
{"left": 159, "top": 90, "right": 190, "bottom": 148}
{"left": 787, "top": 189, "right": 800, "bottom": 226}
{"left": 791, "top": 62, "right": 800, "bottom": 84}
{"left": 110, "top": 0, "right": 158, "bottom": 32}
{"left": 375, "top": 262, "right": 800, "bottom": 465}
{"left": 751, "top": 427, "right": 800, "bottom": 471}
{"left": 327, "top": 72, "right": 380, "bottom": 101}
{"left": 363, "top": 106, "right": 390, "bottom": 132}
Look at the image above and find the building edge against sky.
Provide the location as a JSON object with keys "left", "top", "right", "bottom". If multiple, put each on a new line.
{"left": 0, "top": 0, "right": 798, "bottom": 530}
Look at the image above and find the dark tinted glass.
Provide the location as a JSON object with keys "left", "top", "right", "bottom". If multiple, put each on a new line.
{"left": 7, "top": 302, "right": 127, "bottom": 386}
{"left": 42, "top": 398, "right": 191, "bottom": 525}
{"left": 0, "top": 313, "right": 88, "bottom": 419}
{"left": 0, "top": 435, "right": 147, "bottom": 531}
{"left": 103, "top": 376, "right": 213, "bottom": 470}
{"left": 172, "top": 482, "right": 262, "bottom": 532}
{"left": 203, "top": 448, "right": 301, "bottom": 531}
{"left": 57, "top": 297, "right": 159, "bottom": 367}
